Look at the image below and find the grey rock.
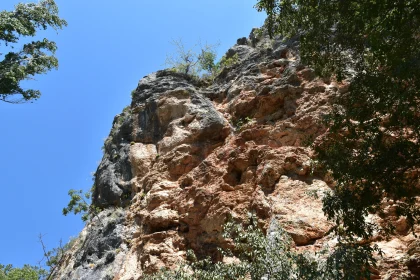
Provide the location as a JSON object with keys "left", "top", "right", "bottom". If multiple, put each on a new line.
{"left": 131, "top": 70, "right": 200, "bottom": 106}
{"left": 132, "top": 71, "right": 197, "bottom": 143}
{"left": 52, "top": 208, "right": 135, "bottom": 280}
{"left": 93, "top": 109, "right": 133, "bottom": 207}
{"left": 237, "top": 37, "right": 248, "bottom": 45}
{"left": 130, "top": 70, "right": 229, "bottom": 146}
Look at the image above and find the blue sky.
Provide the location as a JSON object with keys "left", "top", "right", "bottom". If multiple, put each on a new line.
{"left": 0, "top": 0, "right": 266, "bottom": 268}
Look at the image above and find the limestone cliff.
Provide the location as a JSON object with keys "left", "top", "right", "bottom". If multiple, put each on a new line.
{"left": 52, "top": 29, "right": 420, "bottom": 280}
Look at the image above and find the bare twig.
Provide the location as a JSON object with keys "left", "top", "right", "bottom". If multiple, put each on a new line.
{"left": 38, "top": 234, "right": 66, "bottom": 280}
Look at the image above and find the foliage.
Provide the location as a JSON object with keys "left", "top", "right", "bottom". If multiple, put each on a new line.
{"left": 145, "top": 214, "right": 376, "bottom": 279}
{"left": 62, "top": 187, "right": 102, "bottom": 224}
{"left": 197, "top": 44, "right": 218, "bottom": 74}
{"left": 255, "top": 0, "right": 420, "bottom": 260}
{"left": 214, "top": 53, "right": 239, "bottom": 74}
{"left": 234, "top": 116, "right": 253, "bottom": 130}
{"left": 165, "top": 39, "right": 242, "bottom": 81}
{"left": 0, "top": 0, "right": 67, "bottom": 103}
{"left": 0, "top": 226, "right": 77, "bottom": 280}
{"left": 324, "top": 239, "right": 380, "bottom": 280}
{"left": 218, "top": 53, "right": 238, "bottom": 68}
{"left": 0, "top": 264, "right": 47, "bottom": 280}
{"left": 165, "top": 39, "right": 219, "bottom": 77}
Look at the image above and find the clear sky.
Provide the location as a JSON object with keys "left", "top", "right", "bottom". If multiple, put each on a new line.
{"left": 0, "top": 0, "right": 266, "bottom": 268}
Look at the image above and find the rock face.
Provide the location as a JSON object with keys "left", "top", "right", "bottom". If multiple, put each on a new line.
{"left": 52, "top": 29, "right": 420, "bottom": 279}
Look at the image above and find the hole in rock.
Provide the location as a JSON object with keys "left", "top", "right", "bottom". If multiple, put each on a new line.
{"left": 223, "top": 168, "right": 243, "bottom": 186}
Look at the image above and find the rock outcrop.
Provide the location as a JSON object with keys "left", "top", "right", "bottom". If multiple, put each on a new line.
{"left": 52, "top": 28, "right": 420, "bottom": 280}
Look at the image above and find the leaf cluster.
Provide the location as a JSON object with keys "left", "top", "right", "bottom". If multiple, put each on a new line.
{"left": 0, "top": 264, "right": 47, "bottom": 280}
{"left": 0, "top": 0, "right": 67, "bottom": 103}
{"left": 62, "top": 187, "right": 102, "bottom": 224}
{"left": 213, "top": 53, "right": 239, "bottom": 77}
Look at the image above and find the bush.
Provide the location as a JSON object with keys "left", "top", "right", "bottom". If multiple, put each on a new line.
{"left": 165, "top": 39, "right": 242, "bottom": 82}
{"left": 215, "top": 53, "right": 239, "bottom": 71}
{"left": 0, "top": 264, "right": 47, "bottom": 280}
{"left": 145, "top": 213, "right": 378, "bottom": 279}
{"left": 165, "top": 39, "right": 218, "bottom": 77}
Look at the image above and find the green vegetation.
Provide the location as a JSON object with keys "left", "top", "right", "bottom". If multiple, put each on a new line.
{"left": 0, "top": 229, "right": 78, "bottom": 280}
{"left": 256, "top": 0, "right": 420, "bottom": 276}
{"left": 0, "top": 264, "right": 47, "bottom": 280}
{"left": 216, "top": 53, "right": 239, "bottom": 71}
{"left": 0, "top": 0, "right": 67, "bottom": 104}
{"left": 62, "top": 187, "right": 103, "bottom": 225}
{"left": 165, "top": 39, "right": 240, "bottom": 80}
{"left": 0, "top": 235, "right": 78, "bottom": 280}
{"left": 197, "top": 44, "right": 218, "bottom": 75}
{"left": 234, "top": 116, "right": 253, "bottom": 130}
{"left": 131, "top": 89, "right": 136, "bottom": 99}
{"left": 165, "top": 39, "right": 219, "bottom": 77}
{"left": 146, "top": 214, "right": 376, "bottom": 280}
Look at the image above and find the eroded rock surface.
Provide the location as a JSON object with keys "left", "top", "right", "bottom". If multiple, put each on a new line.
{"left": 53, "top": 208, "right": 135, "bottom": 280}
{"left": 52, "top": 28, "right": 420, "bottom": 280}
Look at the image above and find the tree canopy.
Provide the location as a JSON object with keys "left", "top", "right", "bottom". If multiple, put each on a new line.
{"left": 0, "top": 264, "right": 47, "bottom": 280}
{"left": 256, "top": 0, "right": 420, "bottom": 274}
{"left": 0, "top": 0, "right": 66, "bottom": 104}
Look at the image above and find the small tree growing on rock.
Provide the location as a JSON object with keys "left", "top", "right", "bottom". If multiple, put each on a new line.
{"left": 62, "top": 188, "right": 103, "bottom": 225}
{"left": 165, "top": 39, "right": 219, "bottom": 77}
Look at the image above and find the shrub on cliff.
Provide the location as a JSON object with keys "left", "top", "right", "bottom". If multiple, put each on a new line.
{"left": 165, "top": 39, "right": 241, "bottom": 81}
{"left": 0, "top": 0, "right": 67, "bottom": 104}
{"left": 146, "top": 214, "right": 374, "bottom": 279}
{"left": 165, "top": 39, "right": 219, "bottom": 77}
